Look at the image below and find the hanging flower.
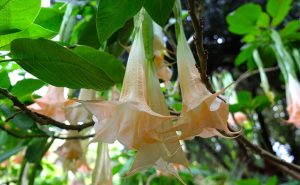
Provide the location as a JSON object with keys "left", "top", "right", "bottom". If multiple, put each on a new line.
{"left": 126, "top": 23, "right": 189, "bottom": 182}
{"left": 165, "top": 29, "right": 238, "bottom": 140}
{"left": 28, "top": 85, "right": 75, "bottom": 122}
{"left": 92, "top": 143, "right": 112, "bottom": 185}
{"left": 81, "top": 27, "right": 173, "bottom": 149}
{"left": 153, "top": 22, "right": 173, "bottom": 87}
{"left": 57, "top": 89, "right": 96, "bottom": 172}
{"left": 286, "top": 74, "right": 300, "bottom": 127}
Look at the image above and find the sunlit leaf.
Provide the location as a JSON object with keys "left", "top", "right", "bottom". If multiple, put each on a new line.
{"left": 267, "top": 0, "right": 292, "bottom": 26}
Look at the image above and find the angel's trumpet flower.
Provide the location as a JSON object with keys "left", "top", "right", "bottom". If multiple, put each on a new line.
{"left": 127, "top": 33, "right": 189, "bottom": 183}
{"left": 57, "top": 89, "right": 96, "bottom": 172}
{"left": 153, "top": 22, "right": 173, "bottom": 87}
{"left": 92, "top": 143, "right": 112, "bottom": 185}
{"left": 165, "top": 29, "right": 237, "bottom": 140}
{"left": 81, "top": 28, "right": 173, "bottom": 149}
{"left": 286, "top": 74, "right": 300, "bottom": 127}
{"left": 28, "top": 85, "right": 75, "bottom": 122}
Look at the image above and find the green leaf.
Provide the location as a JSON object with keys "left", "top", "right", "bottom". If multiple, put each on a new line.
{"left": 0, "top": 0, "right": 41, "bottom": 34}
{"left": 10, "top": 38, "right": 121, "bottom": 90}
{"left": 72, "top": 45, "right": 125, "bottom": 83}
{"left": 0, "top": 70, "right": 11, "bottom": 88}
{"left": 97, "top": 0, "right": 143, "bottom": 43}
{"left": 11, "top": 78, "right": 45, "bottom": 98}
{"left": 226, "top": 3, "right": 261, "bottom": 35}
{"left": 0, "top": 24, "right": 56, "bottom": 49}
{"left": 267, "top": 0, "right": 292, "bottom": 26}
{"left": 0, "top": 144, "right": 25, "bottom": 163}
{"left": 237, "top": 91, "right": 252, "bottom": 105}
{"left": 237, "top": 179, "right": 261, "bottom": 185}
{"left": 235, "top": 44, "right": 257, "bottom": 66}
{"left": 251, "top": 95, "right": 270, "bottom": 111}
{"left": 256, "top": 12, "right": 270, "bottom": 28}
{"left": 229, "top": 104, "right": 244, "bottom": 113}
{"left": 142, "top": 11, "right": 154, "bottom": 61}
{"left": 25, "top": 138, "right": 48, "bottom": 162}
{"left": 77, "top": 16, "right": 100, "bottom": 49}
{"left": 11, "top": 112, "right": 35, "bottom": 130}
{"left": 0, "top": 105, "right": 34, "bottom": 130}
{"left": 266, "top": 176, "right": 278, "bottom": 185}
{"left": 280, "top": 20, "right": 300, "bottom": 38}
{"left": 34, "top": 7, "right": 64, "bottom": 32}
{"left": 143, "top": 0, "right": 174, "bottom": 26}
{"left": 107, "top": 19, "right": 134, "bottom": 57}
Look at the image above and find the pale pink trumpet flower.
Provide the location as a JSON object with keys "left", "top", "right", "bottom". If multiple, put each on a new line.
{"left": 28, "top": 85, "right": 75, "bottom": 122}
{"left": 165, "top": 28, "right": 238, "bottom": 140}
{"left": 81, "top": 27, "right": 173, "bottom": 149}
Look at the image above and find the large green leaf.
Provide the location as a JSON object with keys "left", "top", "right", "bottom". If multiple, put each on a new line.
{"left": 97, "top": 0, "right": 143, "bottom": 43}
{"left": 267, "top": 0, "right": 292, "bottom": 26}
{"left": 0, "top": 0, "right": 41, "bottom": 34}
{"left": 143, "top": 0, "right": 174, "bottom": 26}
{"left": 10, "top": 38, "right": 123, "bottom": 90}
{"left": 226, "top": 3, "right": 261, "bottom": 35}
{"left": 0, "top": 24, "right": 56, "bottom": 49}
{"left": 34, "top": 7, "right": 64, "bottom": 32}
{"left": 72, "top": 45, "right": 125, "bottom": 83}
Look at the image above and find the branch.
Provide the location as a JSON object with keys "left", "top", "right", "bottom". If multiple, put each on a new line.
{"left": 187, "top": 0, "right": 213, "bottom": 92}
{"left": 237, "top": 135, "right": 300, "bottom": 176}
{"left": 0, "top": 88, "right": 94, "bottom": 131}
{"left": 0, "top": 123, "right": 94, "bottom": 140}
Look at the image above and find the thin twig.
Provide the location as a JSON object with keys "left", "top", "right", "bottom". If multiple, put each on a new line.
{"left": 0, "top": 123, "right": 94, "bottom": 140}
{"left": 5, "top": 110, "right": 24, "bottom": 122}
{"left": 0, "top": 88, "right": 94, "bottom": 131}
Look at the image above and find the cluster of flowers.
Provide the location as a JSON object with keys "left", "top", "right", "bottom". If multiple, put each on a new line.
{"left": 26, "top": 22, "right": 300, "bottom": 185}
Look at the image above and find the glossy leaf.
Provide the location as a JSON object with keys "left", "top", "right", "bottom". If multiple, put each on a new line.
{"left": 10, "top": 38, "right": 123, "bottom": 90}
{"left": 34, "top": 7, "right": 64, "bottom": 32}
{"left": 97, "top": 0, "right": 143, "bottom": 43}
{"left": 226, "top": 3, "right": 261, "bottom": 35}
{"left": 0, "top": 0, "right": 41, "bottom": 34}
{"left": 0, "top": 24, "right": 56, "bottom": 49}
{"left": 267, "top": 0, "right": 292, "bottom": 26}
{"left": 144, "top": 0, "right": 175, "bottom": 26}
